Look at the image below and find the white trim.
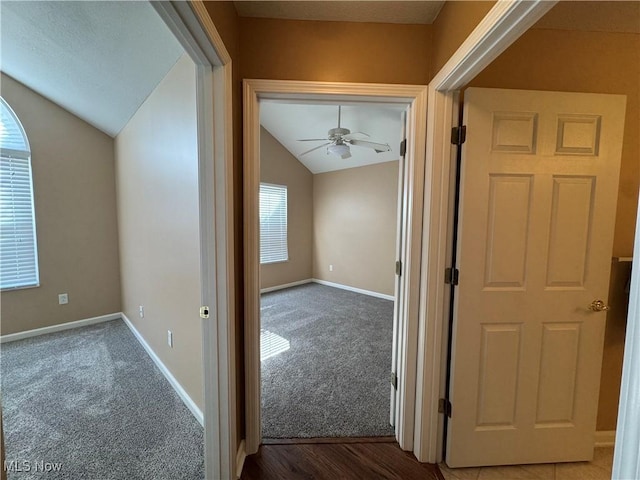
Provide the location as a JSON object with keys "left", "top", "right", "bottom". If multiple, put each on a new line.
{"left": 235, "top": 439, "right": 246, "bottom": 479}
{"left": 0, "top": 313, "right": 121, "bottom": 343}
{"left": 415, "top": 0, "right": 558, "bottom": 464}
{"left": 244, "top": 79, "right": 428, "bottom": 456}
{"left": 148, "top": 3, "right": 235, "bottom": 478}
{"left": 260, "top": 279, "right": 312, "bottom": 294}
{"left": 595, "top": 431, "right": 616, "bottom": 447}
{"left": 432, "top": 1, "right": 556, "bottom": 91}
{"left": 613, "top": 195, "right": 640, "bottom": 478}
{"left": 312, "top": 279, "right": 395, "bottom": 301}
{"left": 121, "top": 313, "right": 204, "bottom": 426}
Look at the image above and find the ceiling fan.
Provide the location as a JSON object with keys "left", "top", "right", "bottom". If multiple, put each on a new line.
{"left": 297, "top": 106, "right": 391, "bottom": 159}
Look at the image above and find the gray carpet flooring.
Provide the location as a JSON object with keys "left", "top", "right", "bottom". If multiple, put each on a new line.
{"left": 260, "top": 283, "right": 395, "bottom": 439}
{"left": 0, "top": 319, "right": 204, "bottom": 480}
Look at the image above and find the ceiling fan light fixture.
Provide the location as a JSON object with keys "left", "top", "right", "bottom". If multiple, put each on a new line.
{"left": 327, "top": 143, "right": 350, "bottom": 157}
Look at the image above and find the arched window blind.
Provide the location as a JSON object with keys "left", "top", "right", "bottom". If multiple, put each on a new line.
{"left": 0, "top": 97, "right": 39, "bottom": 289}
{"left": 259, "top": 183, "right": 288, "bottom": 264}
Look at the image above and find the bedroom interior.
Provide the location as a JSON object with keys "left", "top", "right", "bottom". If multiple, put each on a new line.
{"left": 0, "top": 2, "right": 208, "bottom": 478}
{"left": 257, "top": 101, "right": 404, "bottom": 439}
{"left": 0, "top": 1, "right": 638, "bottom": 479}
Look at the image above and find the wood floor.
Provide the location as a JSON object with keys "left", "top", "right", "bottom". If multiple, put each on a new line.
{"left": 240, "top": 440, "right": 444, "bottom": 480}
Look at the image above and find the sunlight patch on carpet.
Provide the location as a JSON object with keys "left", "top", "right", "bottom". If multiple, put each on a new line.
{"left": 260, "top": 329, "right": 290, "bottom": 361}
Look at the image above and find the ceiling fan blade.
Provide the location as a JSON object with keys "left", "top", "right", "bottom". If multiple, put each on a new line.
{"left": 340, "top": 150, "right": 352, "bottom": 160}
{"left": 299, "top": 142, "right": 331, "bottom": 156}
{"left": 348, "top": 139, "right": 392, "bottom": 153}
{"left": 297, "top": 138, "right": 329, "bottom": 142}
{"left": 342, "top": 131, "right": 370, "bottom": 141}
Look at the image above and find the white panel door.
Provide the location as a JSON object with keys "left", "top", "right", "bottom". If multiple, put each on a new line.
{"left": 447, "top": 88, "right": 626, "bottom": 467}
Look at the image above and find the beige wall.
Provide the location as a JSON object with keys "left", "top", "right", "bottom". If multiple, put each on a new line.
{"left": 467, "top": 4, "right": 640, "bottom": 431}
{"left": 0, "top": 74, "right": 121, "bottom": 335}
{"left": 115, "top": 55, "right": 203, "bottom": 409}
{"left": 313, "top": 161, "right": 399, "bottom": 296}
{"left": 240, "top": 17, "right": 432, "bottom": 84}
{"left": 260, "top": 127, "right": 313, "bottom": 289}
{"left": 431, "top": 1, "right": 496, "bottom": 77}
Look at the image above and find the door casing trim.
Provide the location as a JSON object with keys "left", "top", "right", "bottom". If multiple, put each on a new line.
{"left": 152, "top": 1, "right": 236, "bottom": 478}
{"left": 243, "top": 79, "right": 428, "bottom": 457}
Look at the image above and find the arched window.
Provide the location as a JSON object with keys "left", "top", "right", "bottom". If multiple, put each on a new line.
{"left": 0, "top": 97, "right": 39, "bottom": 289}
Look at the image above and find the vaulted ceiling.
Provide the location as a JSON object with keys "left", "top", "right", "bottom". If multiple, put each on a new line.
{"left": 0, "top": 1, "right": 183, "bottom": 137}
{"left": 261, "top": 102, "right": 406, "bottom": 174}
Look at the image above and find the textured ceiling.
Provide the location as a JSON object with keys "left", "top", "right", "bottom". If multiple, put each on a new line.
{"left": 260, "top": 102, "right": 406, "bottom": 174}
{"left": 0, "top": 1, "right": 184, "bottom": 137}
{"left": 234, "top": 1, "right": 445, "bottom": 25}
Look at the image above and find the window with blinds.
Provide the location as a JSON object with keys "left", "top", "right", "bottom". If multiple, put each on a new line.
{"left": 0, "top": 97, "right": 39, "bottom": 290}
{"left": 259, "top": 183, "right": 288, "bottom": 264}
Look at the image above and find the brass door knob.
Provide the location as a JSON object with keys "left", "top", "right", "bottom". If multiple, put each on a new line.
{"left": 589, "top": 300, "right": 610, "bottom": 312}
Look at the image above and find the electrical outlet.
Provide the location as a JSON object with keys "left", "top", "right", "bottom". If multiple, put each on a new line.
{"left": 329, "top": 264, "right": 333, "bottom": 272}
{"left": 58, "top": 293, "right": 68, "bottom": 305}
{"left": 139, "top": 305, "right": 144, "bottom": 318}
{"left": 167, "top": 330, "right": 173, "bottom": 348}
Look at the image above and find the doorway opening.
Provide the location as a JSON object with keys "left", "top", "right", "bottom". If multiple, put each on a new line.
{"left": 257, "top": 100, "right": 406, "bottom": 440}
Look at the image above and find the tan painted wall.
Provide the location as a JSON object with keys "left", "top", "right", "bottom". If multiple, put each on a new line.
{"left": 0, "top": 74, "right": 121, "bottom": 335}
{"left": 115, "top": 55, "right": 203, "bottom": 409}
{"left": 240, "top": 17, "right": 432, "bottom": 84}
{"left": 260, "top": 127, "right": 313, "bottom": 289}
{"left": 313, "top": 161, "right": 399, "bottom": 296}
{"left": 467, "top": 10, "right": 640, "bottom": 431}
{"left": 431, "top": 1, "right": 496, "bottom": 77}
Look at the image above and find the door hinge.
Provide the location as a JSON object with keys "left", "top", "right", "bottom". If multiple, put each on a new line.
{"left": 391, "top": 372, "right": 398, "bottom": 390}
{"left": 399, "top": 138, "right": 407, "bottom": 157}
{"left": 438, "top": 398, "right": 452, "bottom": 417}
{"left": 451, "top": 126, "right": 467, "bottom": 145}
{"left": 200, "top": 306, "right": 210, "bottom": 319}
{"left": 445, "top": 267, "right": 459, "bottom": 286}
{"left": 396, "top": 260, "right": 402, "bottom": 276}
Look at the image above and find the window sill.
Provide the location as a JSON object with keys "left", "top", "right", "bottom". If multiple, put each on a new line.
{"left": 1, "top": 283, "right": 40, "bottom": 292}
{"left": 260, "top": 260, "right": 289, "bottom": 266}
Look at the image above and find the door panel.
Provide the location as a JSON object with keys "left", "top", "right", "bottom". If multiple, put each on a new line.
{"left": 446, "top": 88, "right": 626, "bottom": 467}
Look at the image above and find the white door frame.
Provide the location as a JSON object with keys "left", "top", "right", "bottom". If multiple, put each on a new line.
{"left": 243, "top": 79, "right": 428, "bottom": 455}
{"left": 414, "top": 0, "right": 557, "bottom": 463}
{"left": 613, "top": 194, "right": 640, "bottom": 478}
{"left": 152, "top": 2, "right": 236, "bottom": 479}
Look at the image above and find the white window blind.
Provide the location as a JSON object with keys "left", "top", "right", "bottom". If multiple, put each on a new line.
{"left": 0, "top": 97, "right": 39, "bottom": 290}
{"left": 259, "top": 183, "right": 288, "bottom": 264}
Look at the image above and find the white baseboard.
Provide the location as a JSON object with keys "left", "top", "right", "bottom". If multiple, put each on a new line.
{"left": 260, "top": 278, "right": 312, "bottom": 294}
{"left": 121, "top": 313, "right": 204, "bottom": 426}
{"left": 235, "top": 439, "right": 246, "bottom": 479}
{"left": 595, "top": 430, "right": 616, "bottom": 447}
{"left": 0, "top": 313, "right": 121, "bottom": 343}
{"left": 312, "top": 278, "right": 395, "bottom": 301}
